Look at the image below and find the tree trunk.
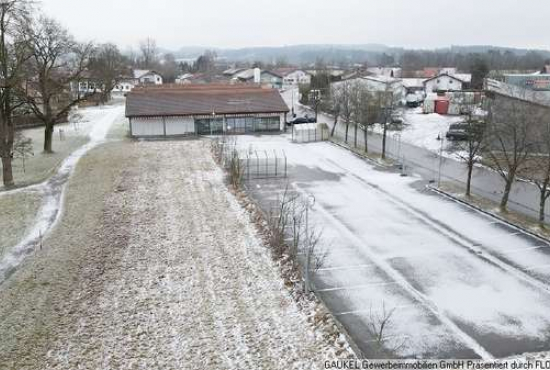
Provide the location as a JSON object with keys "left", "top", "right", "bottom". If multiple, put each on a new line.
{"left": 466, "top": 160, "right": 474, "bottom": 197}
{"left": 1, "top": 154, "right": 14, "bottom": 187}
{"left": 44, "top": 123, "right": 54, "bottom": 153}
{"left": 345, "top": 122, "right": 349, "bottom": 143}
{"left": 354, "top": 124, "right": 358, "bottom": 148}
{"left": 539, "top": 190, "right": 547, "bottom": 225}
{"left": 500, "top": 171, "right": 516, "bottom": 211}
{"left": 330, "top": 116, "right": 337, "bottom": 137}
{"left": 381, "top": 123, "right": 387, "bottom": 160}
{"left": 363, "top": 126, "right": 368, "bottom": 153}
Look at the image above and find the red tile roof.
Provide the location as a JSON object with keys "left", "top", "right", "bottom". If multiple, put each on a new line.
{"left": 126, "top": 85, "right": 289, "bottom": 118}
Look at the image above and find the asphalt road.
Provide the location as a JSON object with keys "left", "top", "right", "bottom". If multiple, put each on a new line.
{"left": 283, "top": 89, "right": 550, "bottom": 223}
{"left": 238, "top": 134, "right": 550, "bottom": 359}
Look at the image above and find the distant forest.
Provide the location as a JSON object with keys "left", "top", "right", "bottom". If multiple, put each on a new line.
{"left": 170, "top": 44, "right": 550, "bottom": 72}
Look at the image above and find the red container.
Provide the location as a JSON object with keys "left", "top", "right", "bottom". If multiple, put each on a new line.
{"left": 434, "top": 99, "right": 449, "bottom": 115}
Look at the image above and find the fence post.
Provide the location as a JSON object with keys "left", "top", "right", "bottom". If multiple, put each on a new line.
{"left": 265, "top": 150, "right": 269, "bottom": 179}
{"left": 274, "top": 149, "right": 278, "bottom": 177}
{"left": 247, "top": 153, "right": 250, "bottom": 181}
{"left": 284, "top": 152, "right": 287, "bottom": 178}
{"left": 256, "top": 151, "right": 260, "bottom": 180}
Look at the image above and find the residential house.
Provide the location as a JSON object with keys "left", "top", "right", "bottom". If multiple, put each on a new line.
{"left": 125, "top": 84, "right": 289, "bottom": 137}
{"left": 133, "top": 69, "right": 163, "bottom": 85}
{"left": 332, "top": 75, "right": 406, "bottom": 105}
{"left": 112, "top": 77, "right": 137, "bottom": 96}
{"left": 273, "top": 68, "right": 312, "bottom": 88}
{"left": 175, "top": 73, "right": 194, "bottom": 84}
{"left": 424, "top": 73, "right": 471, "bottom": 93}
{"left": 231, "top": 68, "right": 283, "bottom": 89}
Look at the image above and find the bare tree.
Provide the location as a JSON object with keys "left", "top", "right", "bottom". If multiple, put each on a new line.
{"left": 139, "top": 37, "right": 157, "bottom": 69}
{"left": 349, "top": 81, "right": 361, "bottom": 148}
{"left": 0, "top": 0, "right": 31, "bottom": 187}
{"left": 454, "top": 102, "right": 485, "bottom": 196}
{"left": 367, "top": 302, "right": 405, "bottom": 355}
{"left": 378, "top": 86, "right": 398, "bottom": 160}
{"left": 327, "top": 86, "right": 341, "bottom": 137}
{"left": 483, "top": 96, "right": 540, "bottom": 211}
{"left": 13, "top": 130, "right": 33, "bottom": 172}
{"left": 19, "top": 16, "right": 95, "bottom": 153}
{"left": 89, "top": 43, "right": 129, "bottom": 104}
{"left": 333, "top": 80, "right": 353, "bottom": 144}
{"left": 349, "top": 82, "right": 376, "bottom": 152}
{"left": 519, "top": 123, "right": 550, "bottom": 225}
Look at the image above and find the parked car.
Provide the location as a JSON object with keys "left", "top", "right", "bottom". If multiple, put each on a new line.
{"left": 288, "top": 115, "right": 316, "bottom": 125}
{"left": 446, "top": 123, "right": 471, "bottom": 141}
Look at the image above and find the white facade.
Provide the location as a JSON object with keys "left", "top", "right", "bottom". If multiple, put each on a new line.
{"left": 424, "top": 74, "right": 465, "bottom": 93}
{"left": 133, "top": 69, "right": 163, "bottom": 85}
{"left": 331, "top": 76, "right": 405, "bottom": 106}
{"left": 112, "top": 80, "right": 136, "bottom": 95}
{"left": 282, "top": 70, "right": 311, "bottom": 87}
{"left": 131, "top": 116, "right": 195, "bottom": 137}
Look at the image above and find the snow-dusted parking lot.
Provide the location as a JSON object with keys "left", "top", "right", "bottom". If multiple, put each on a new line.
{"left": 237, "top": 134, "right": 550, "bottom": 359}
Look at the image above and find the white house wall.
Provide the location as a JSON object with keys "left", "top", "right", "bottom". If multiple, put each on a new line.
{"left": 425, "top": 76, "right": 463, "bottom": 92}
{"left": 283, "top": 71, "right": 311, "bottom": 87}
{"left": 131, "top": 118, "right": 165, "bottom": 136}
{"left": 165, "top": 117, "right": 195, "bottom": 135}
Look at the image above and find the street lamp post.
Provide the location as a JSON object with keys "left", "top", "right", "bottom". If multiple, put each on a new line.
{"left": 211, "top": 110, "right": 215, "bottom": 136}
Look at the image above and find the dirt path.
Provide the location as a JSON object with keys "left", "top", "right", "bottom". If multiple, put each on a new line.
{"left": 0, "top": 140, "right": 336, "bottom": 369}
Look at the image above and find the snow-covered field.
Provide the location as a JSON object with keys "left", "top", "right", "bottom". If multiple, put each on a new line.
{"left": 399, "top": 108, "right": 464, "bottom": 153}
{"left": 236, "top": 134, "right": 550, "bottom": 359}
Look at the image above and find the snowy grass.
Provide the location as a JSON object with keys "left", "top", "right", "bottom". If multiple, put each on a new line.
{"left": 1, "top": 103, "right": 125, "bottom": 189}
{"left": 0, "top": 190, "right": 42, "bottom": 261}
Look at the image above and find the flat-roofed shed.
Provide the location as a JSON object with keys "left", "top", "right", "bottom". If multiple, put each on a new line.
{"left": 125, "top": 85, "right": 289, "bottom": 137}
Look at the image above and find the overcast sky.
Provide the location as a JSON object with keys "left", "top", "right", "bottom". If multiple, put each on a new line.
{"left": 40, "top": 0, "right": 549, "bottom": 51}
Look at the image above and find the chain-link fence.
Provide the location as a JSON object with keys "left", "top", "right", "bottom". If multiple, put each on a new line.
{"left": 212, "top": 137, "right": 287, "bottom": 181}
{"left": 291, "top": 123, "right": 330, "bottom": 143}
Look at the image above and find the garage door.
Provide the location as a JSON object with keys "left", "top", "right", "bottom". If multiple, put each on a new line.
{"left": 132, "top": 118, "right": 164, "bottom": 136}
{"left": 165, "top": 117, "right": 195, "bottom": 135}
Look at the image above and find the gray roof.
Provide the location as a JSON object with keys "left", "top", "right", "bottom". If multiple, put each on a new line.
{"left": 485, "top": 79, "right": 550, "bottom": 108}
{"left": 125, "top": 85, "right": 289, "bottom": 118}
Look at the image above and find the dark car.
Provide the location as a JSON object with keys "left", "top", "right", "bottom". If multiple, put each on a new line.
{"left": 288, "top": 116, "right": 315, "bottom": 125}
{"left": 446, "top": 123, "right": 471, "bottom": 141}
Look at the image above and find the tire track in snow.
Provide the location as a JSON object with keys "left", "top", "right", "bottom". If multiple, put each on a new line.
{"left": 324, "top": 157, "right": 550, "bottom": 296}
{"left": 290, "top": 171, "right": 495, "bottom": 359}
{"left": 0, "top": 106, "right": 124, "bottom": 284}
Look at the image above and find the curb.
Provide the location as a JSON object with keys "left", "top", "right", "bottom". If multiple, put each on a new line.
{"left": 328, "top": 139, "right": 394, "bottom": 170}
{"left": 427, "top": 185, "right": 550, "bottom": 245}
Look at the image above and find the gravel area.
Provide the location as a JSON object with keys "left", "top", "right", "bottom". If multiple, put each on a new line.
{"left": 0, "top": 139, "right": 338, "bottom": 369}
